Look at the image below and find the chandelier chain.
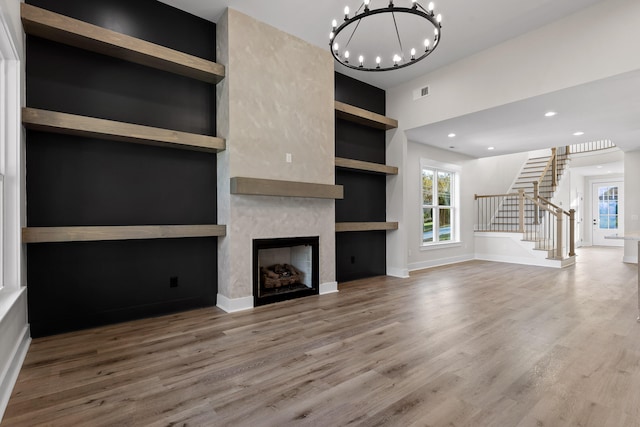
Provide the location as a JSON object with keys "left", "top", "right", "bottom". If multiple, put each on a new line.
{"left": 344, "top": 18, "right": 362, "bottom": 52}
{"left": 391, "top": 11, "right": 404, "bottom": 60}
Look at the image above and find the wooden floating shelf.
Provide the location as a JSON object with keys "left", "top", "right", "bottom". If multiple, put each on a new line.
{"left": 22, "top": 108, "right": 225, "bottom": 153}
{"left": 230, "top": 177, "right": 343, "bottom": 200}
{"left": 335, "top": 222, "right": 399, "bottom": 233}
{"left": 22, "top": 224, "right": 227, "bottom": 244}
{"left": 334, "top": 101, "right": 398, "bottom": 130}
{"left": 335, "top": 157, "right": 398, "bottom": 175}
{"left": 21, "top": 4, "right": 225, "bottom": 84}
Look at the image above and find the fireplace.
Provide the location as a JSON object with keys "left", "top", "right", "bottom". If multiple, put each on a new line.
{"left": 253, "top": 237, "right": 319, "bottom": 306}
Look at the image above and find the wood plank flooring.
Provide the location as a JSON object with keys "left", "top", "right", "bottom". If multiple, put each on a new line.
{"left": 4, "top": 247, "right": 640, "bottom": 426}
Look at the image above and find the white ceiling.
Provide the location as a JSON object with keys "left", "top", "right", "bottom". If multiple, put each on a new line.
{"left": 158, "top": 0, "right": 640, "bottom": 164}
{"left": 160, "top": 0, "right": 603, "bottom": 89}
{"left": 405, "top": 69, "right": 640, "bottom": 158}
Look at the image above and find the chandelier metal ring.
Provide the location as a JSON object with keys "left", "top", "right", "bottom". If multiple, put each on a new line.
{"left": 329, "top": 1, "right": 442, "bottom": 72}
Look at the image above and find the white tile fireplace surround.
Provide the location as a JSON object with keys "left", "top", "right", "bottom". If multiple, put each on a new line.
{"left": 216, "top": 195, "right": 339, "bottom": 312}
{"left": 215, "top": 9, "right": 338, "bottom": 312}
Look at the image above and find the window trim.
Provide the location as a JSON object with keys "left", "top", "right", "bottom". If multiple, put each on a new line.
{"left": 420, "top": 159, "right": 461, "bottom": 247}
{"left": 0, "top": 5, "right": 22, "bottom": 292}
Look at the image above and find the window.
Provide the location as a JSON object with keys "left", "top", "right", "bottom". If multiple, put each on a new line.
{"left": 421, "top": 160, "right": 459, "bottom": 246}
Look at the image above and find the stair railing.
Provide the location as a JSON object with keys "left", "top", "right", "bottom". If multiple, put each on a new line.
{"left": 475, "top": 189, "right": 576, "bottom": 259}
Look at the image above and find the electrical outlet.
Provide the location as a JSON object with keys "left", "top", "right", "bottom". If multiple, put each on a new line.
{"left": 170, "top": 276, "right": 179, "bottom": 288}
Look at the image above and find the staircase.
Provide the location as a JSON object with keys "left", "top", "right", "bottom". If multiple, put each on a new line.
{"left": 474, "top": 147, "right": 575, "bottom": 268}
{"left": 492, "top": 149, "right": 569, "bottom": 230}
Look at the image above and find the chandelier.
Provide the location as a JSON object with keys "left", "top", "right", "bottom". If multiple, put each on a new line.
{"left": 330, "top": 0, "right": 443, "bottom": 72}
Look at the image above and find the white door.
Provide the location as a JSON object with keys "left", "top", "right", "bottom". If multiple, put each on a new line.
{"left": 592, "top": 181, "right": 624, "bottom": 246}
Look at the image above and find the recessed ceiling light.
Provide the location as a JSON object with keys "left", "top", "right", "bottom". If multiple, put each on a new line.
{"left": 488, "top": 147, "right": 495, "bottom": 150}
{"left": 448, "top": 133, "right": 456, "bottom": 138}
{"left": 544, "top": 111, "right": 557, "bottom": 117}
{"left": 573, "top": 131, "right": 584, "bottom": 136}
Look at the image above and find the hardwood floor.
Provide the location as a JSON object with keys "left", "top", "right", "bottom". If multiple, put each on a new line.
{"left": 4, "top": 247, "right": 640, "bottom": 426}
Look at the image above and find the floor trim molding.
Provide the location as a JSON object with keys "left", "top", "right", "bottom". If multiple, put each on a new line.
{"left": 0, "top": 325, "right": 30, "bottom": 421}
{"left": 216, "top": 294, "right": 253, "bottom": 313}
{"left": 319, "top": 281, "right": 338, "bottom": 294}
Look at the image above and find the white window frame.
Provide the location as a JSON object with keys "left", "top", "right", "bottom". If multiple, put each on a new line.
{"left": 420, "top": 159, "right": 461, "bottom": 249}
{"left": 0, "top": 5, "right": 22, "bottom": 293}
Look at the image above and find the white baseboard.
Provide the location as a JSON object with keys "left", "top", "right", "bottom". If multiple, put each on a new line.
{"left": 387, "top": 267, "right": 409, "bottom": 278}
{"left": 623, "top": 256, "right": 638, "bottom": 264}
{"left": 474, "top": 253, "right": 569, "bottom": 268}
{"left": 0, "top": 325, "right": 30, "bottom": 422}
{"left": 216, "top": 294, "right": 253, "bottom": 313}
{"left": 408, "top": 254, "right": 474, "bottom": 272}
{"left": 319, "top": 281, "right": 338, "bottom": 294}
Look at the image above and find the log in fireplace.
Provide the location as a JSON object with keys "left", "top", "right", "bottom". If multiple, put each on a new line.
{"left": 253, "top": 236, "right": 319, "bottom": 306}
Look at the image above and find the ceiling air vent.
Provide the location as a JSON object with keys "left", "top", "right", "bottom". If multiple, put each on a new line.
{"left": 413, "top": 85, "right": 430, "bottom": 100}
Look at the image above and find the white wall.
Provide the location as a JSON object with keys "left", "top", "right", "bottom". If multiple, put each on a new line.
{"left": 403, "top": 144, "right": 536, "bottom": 271}
{"left": 405, "top": 141, "right": 474, "bottom": 271}
{"left": 0, "top": 0, "right": 29, "bottom": 422}
{"left": 564, "top": 149, "right": 625, "bottom": 247}
{"left": 624, "top": 151, "right": 640, "bottom": 262}
{"left": 387, "top": 0, "right": 640, "bottom": 130}
{"left": 385, "top": 0, "right": 640, "bottom": 275}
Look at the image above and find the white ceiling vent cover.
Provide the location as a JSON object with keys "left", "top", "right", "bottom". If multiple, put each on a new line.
{"left": 413, "top": 85, "right": 430, "bottom": 100}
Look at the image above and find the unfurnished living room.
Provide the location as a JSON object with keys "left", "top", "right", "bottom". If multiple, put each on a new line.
{"left": 1, "top": 0, "right": 640, "bottom": 426}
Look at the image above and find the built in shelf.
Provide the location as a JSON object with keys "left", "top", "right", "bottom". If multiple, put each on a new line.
{"left": 22, "top": 224, "right": 227, "bottom": 244}
{"left": 334, "top": 101, "right": 398, "bottom": 130}
{"left": 22, "top": 108, "right": 225, "bottom": 153}
{"left": 230, "top": 177, "right": 344, "bottom": 199}
{"left": 335, "top": 222, "right": 399, "bottom": 233}
{"left": 335, "top": 157, "right": 398, "bottom": 175}
{"left": 21, "top": 4, "right": 225, "bottom": 84}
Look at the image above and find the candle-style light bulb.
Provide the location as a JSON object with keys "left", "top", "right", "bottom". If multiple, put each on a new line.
{"left": 359, "top": 55, "right": 364, "bottom": 67}
{"left": 364, "top": 0, "right": 370, "bottom": 11}
{"left": 424, "top": 38, "right": 430, "bottom": 51}
{"left": 332, "top": 19, "right": 337, "bottom": 30}
{"left": 436, "top": 14, "right": 442, "bottom": 24}
{"left": 344, "top": 6, "right": 349, "bottom": 20}
{"left": 330, "top": 31, "right": 335, "bottom": 40}
{"left": 376, "top": 56, "right": 381, "bottom": 69}
{"left": 412, "top": 0, "right": 418, "bottom": 8}
{"left": 410, "top": 48, "right": 416, "bottom": 60}
{"left": 428, "top": 2, "right": 435, "bottom": 12}
{"left": 333, "top": 42, "right": 339, "bottom": 53}
{"left": 393, "top": 54, "right": 400, "bottom": 66}
{"left": 344, "top": 51, "right": 350, "bottom": 63}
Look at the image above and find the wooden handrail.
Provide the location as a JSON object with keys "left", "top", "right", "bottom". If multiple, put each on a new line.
{"left": 523, "top": 193, "right": 561, "bottom": 218}
{"left": 551, "top": 147, "right": 558, "bottom": 187}
{"left": 474, "top": 193, "right": 518, "bottom": 199}
{"left": 537, "top": 194, "right": 572, "bottom": 217}
{"left": 536, "top": 153, "right": 556, "bottom": 187}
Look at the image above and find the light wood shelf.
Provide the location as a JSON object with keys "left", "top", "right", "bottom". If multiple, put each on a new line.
{"left": 335, "top": 157, "right": 398, "bottom": 175}
{"left": 22, "top": 108, "right": 225, "bottom": 153}
{"left": 334, "top": 101, "right": 398, "bottom": 130}
{"left": 21, "top": 4, "right": 225, "bottom": 84}
{"left": 22, "top": 224, "right": 227, "bottom": 243}
{"left": 335, "top": 222, "right": 399, "bottom": 232}
{"left": 230, "top": 177, "right": 344, "bottom": 200}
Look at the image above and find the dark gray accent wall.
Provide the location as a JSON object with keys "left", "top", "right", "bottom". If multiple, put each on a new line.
{"left": 335, "top": 72, "right": 388, "bottom": 282}
{"left": 25, "top": 0, "right": 218, "bottom": 337}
